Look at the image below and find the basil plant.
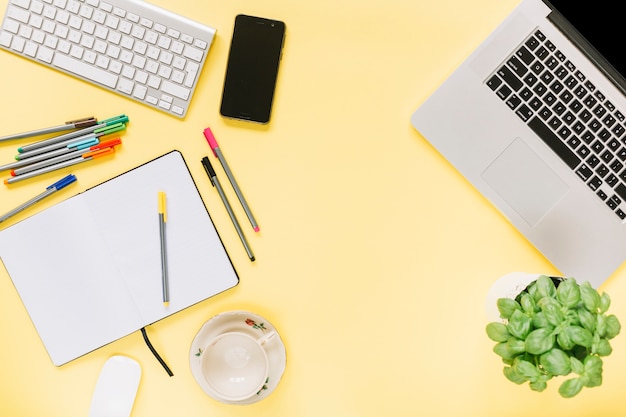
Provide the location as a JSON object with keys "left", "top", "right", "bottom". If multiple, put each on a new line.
{"left": 486, "top": 275, "right": 621, "bottom": 398}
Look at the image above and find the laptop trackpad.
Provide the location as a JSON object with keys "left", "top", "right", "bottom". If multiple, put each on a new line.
{"left": 481, "top": 138, "right": 569, "bottom": 227}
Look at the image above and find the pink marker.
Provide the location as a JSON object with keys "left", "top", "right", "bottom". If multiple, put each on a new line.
{"left": 203, "top": 127, "right": 260, "bottom": 232}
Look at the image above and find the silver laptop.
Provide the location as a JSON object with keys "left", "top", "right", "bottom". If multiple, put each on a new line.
{"left": 411, "top": 0, "right": 626, "bottom": 288}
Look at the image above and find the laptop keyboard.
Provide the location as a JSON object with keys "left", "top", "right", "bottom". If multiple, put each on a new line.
{"left": 0, "top": 0, "right": 216, "bottom": 118}
{"left": 486, "top": 29, "right": 626, "bottom": 221}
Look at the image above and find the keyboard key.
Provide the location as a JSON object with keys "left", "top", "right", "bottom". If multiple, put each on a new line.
{"left": 496, "top": 84, "right": 512, "bottom": 100}
{"left": 161, "top": 79, "right": 190, "bottom": 100}
{"left": 616, "top": 183, "right": 626, "bottom": 200}
{"left": 515, "top": 104, "right": 533, "bottom": 122}
{"left": 7, "top": 5, "right": 30, "bottom": 23}
{"left": 525, "top": 35, "right": 539, "bottom": 50}
{"left": 497, "top": 65, "right": 523, "bottom": 91}
{"left": 486, "top": 75, "right": 502, "bottom": 90}
{"left": 576, "top": 164, "right": 593, "bottom": 181}
{"left": 535, "top": 45, "right": 549, "bottom": 60}
{"left": 588, "top": 176, "right": 602, "bottom": 190}
{"left": 182, "top": 44, "right": 203, "bottom": 62}
{"left": 515, "top": 46, "right": 535, "bottom": 65}
{"left": 528, "top": 116, "right": 581, "bottom": 169}
{"left": 53, "top": 52, "right": 117, "bottom": 87}
{"left": 0, "top": 31, "right": 12, "bottom": 47}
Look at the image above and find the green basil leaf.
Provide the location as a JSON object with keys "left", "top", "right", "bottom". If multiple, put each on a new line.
{"left": 595, "top": 338, "right": 612, "bottom": 356}
{"left": 540, "top": 348, "right": 571, "bottom": 376}
{"left": 532, "top": 311, "right": 551, "bottom": 329}
{"left": 486, "top": 322, "right": 509, "bottom": 342}
{"left": 559, "top": 378, "right": 583, "bottom": 398}
{"left": 604, "top": 314, "right": 621, "bottom": 339}
{"left": 539, "top": 298, "right": 564, "bottom": 327}
{"left": 570, "top": 356, "right": 584, "bottom": 374}
{"left": 529, "top": 379, "right": 548, "bottom": 392}
{"left": 580, "top": 282, "right": 600, "bottom": 312}
{"left": 493, "top": 342, "right": 517, "bottom": 360}
{"left": 520, "top": 293, "right": 536, "bottom": 314}
{"left": 596, "top": 314, "right": 606, "bottom": 337}
{"left": 507, "top": 310, "right": 532, "bottom": 339}
{"left": 557, "top": 330, "right": 575, "bottom": 351}
{"left": 583, "top": 356, "right": 603, "bottom": 387}
{"left": 515, "top": 358, "right": 541, "bottom": 379}
{"left": 599, "top": 292, "right": 611, "bottom": 314}
{"left": 525, "top": 328, "right": 555, "bottom": 354}
{"left": 497, "top": 298, "right": 520, "bottom": 320}
{"left": 578, "top": 309, "right": 596, "bottom": 333}
{"left": 556, "top": 278, "right": 580, "bottom": 308}
{"left": 508, "top": 338, "right": 526, "bottom": 355}
{"left": 564, "top": 326, "right": 593, "bottom": 348}
{"left": 503, "top": 366, "right": 527, "bottom": 384}
{"left": 535, "top": 275, "right": 557, "bottom": 299}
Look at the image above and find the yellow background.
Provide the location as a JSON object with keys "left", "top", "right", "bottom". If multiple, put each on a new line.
{"left": 1, "top": 0, "right": 626, "bottom": 415}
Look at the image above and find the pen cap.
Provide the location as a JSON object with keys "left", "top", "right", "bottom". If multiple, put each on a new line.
{"left": 101, "top": 114, "right": 130, "bottom": 125}
{"left": 94, "top": 138, "right": 122, "bottom": 149}
{"left": 70, "top": 117, "right": 98, "bottom": 129}
{"left": 96, "top": 123, "right": 126, "bottom": 136}
{"left": 48, "top": 174, "right": 77, "bottom": 190}
{"left": 203, "top": 128, "right": 219, "bottom": 157}
{"left": 158, "top": 192, "right": 166, "bottom": 210}
{"left": 84, "top": 148, "right": 115, "bottom": 159}
{"left": 201, "top": 157, "right": 217, "bottom": 179}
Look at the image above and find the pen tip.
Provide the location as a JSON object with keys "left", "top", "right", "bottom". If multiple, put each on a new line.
{"left": 250, "top": 256, "right": 256, "bottom": 262}
{"left": 163, "top": 301, "right": 169, "bottom": 307}
{"left": 254, "top": 226, "right": 260, "bottom": 232}
{"left": 3, "top": 179, "right": 8, "bottom": 185}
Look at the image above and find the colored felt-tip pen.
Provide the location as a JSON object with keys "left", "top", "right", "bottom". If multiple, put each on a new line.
{"left": 158, "top": 191, "right": 169, "bottom": 305}
{"left": 0, "top": 117, "right": 97, "bottom": 142}
{"left": 0, "top": 174, "right": 77, "bottom": 224}
{"left": 203, "top": 127, "right": 259, "bottom": 232}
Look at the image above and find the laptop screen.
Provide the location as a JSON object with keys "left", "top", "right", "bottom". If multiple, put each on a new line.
{"left": 547, "top": 0, "right": 626, "bottom": 84}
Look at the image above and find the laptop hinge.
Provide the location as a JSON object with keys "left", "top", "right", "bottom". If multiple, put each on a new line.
{"left": 546, "top": 6, "right": 626, "bottom": 96}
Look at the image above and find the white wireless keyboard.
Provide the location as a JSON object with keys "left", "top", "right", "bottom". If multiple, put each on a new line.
{"left": 0, "top": 0, "right": 216, "bottom": 118}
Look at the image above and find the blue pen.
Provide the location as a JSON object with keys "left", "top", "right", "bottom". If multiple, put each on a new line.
{"left": 0, "top": 174, "right": 77, "bottom": 224}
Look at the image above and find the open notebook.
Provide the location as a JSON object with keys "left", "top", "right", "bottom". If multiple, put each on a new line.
{"left": 0, "top": 150, "right": 239, "bottom": 366}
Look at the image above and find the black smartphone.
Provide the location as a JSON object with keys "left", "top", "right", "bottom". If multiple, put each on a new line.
{"left": 219, "top": 15, "right": 286, "bottom": 124}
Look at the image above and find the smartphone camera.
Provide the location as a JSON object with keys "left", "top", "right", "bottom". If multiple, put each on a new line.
{"left": 270, "top": 22, "right": 275, "bottom": 27}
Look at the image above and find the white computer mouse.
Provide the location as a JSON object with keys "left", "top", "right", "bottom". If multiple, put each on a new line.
{"left": 88, "top": 355, "right": 142, "bottom": 417}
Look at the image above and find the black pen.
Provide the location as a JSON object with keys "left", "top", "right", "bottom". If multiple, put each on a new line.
{"left": 201, "top": 157, "right": 255, "bottom": 261}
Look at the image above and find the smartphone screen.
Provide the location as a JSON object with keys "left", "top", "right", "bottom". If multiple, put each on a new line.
{"left": 219, "top": 15, "right": 285, "bottom": 124}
